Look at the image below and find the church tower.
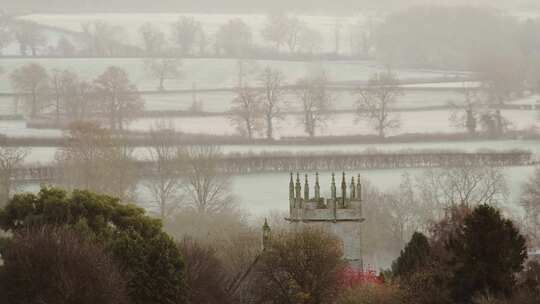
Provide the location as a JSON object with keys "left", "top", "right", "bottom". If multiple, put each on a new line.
{"left": 286, "top": 172, "right": 365, "bottom": 268}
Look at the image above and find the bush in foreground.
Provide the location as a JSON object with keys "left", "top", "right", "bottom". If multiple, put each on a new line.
{"left": 0, "top": 226, "right": 128, "bottom": 304}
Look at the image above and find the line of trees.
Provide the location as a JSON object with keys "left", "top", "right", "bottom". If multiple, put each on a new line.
{"left": 9, "top": 63, "right": 144, "bottom": 130}
{"left": 51, "top": 121, "right": 236, "bottom": 220}
{"left": 0, "top": 14, "right": 336, "bottom": 58}
{"left": 8, "top": 61, "right": 515, "bottom": 141}
{"left": 229, "top": 64, "right": 388, "bottom": 140}
{"left": 229, "top": 66, "right": 516, "bottom": 140}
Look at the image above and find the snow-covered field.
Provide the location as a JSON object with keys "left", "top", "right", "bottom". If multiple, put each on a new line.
{"left": 0, "top": 57, "right": 470, "bottom": 93}
{"left": 1, "top": 109, "right": 538, "bottom": 139}
{"left": 19, "top": 13, "right": 381, "bottom": 55}
{"left": 0, "top": 87, "right": 464, "bottom": 116}
{"left": 128, "top": 109, "right": 539, "bottom": 137}
{"left": 139, "top": 89, "right": 463, "bottom": 112}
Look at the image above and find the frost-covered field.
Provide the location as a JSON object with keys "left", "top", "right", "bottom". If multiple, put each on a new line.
{"left": 0, "top": 87, "right": 465, "bottom": 115}
{"left": 19, "top": 13, "right": 381, "bottom": 54}
{"left": 1, "top": 109, "right": 538, "bottom": 139}
{"left": 139, "top": 89, "right": 463, "bottom": 112}
{"left": 128, "top": 109, "right": 539, "bottom": 137}
{"left": 0, "top": 57, "right": 469, "bottom": 93}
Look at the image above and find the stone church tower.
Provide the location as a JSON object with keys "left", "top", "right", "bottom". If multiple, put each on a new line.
{"left": 286, "top": 172, "right": 365, "bottom": 268}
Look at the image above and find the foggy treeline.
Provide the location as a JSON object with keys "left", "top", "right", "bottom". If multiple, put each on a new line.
{"left": 5, "top": 0, "right": 540, "bottom": 13}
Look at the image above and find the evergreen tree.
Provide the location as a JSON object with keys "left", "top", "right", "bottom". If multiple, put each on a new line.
{"left": 447, "top": 204, "right": 527, "bottom": 302}
{"left": 0, "top": 187, "right": 186, "bottom": 304}
{"left": 392, "top": 232, "right": 431, "bottom": 278}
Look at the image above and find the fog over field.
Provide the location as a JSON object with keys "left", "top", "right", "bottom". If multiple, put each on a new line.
{"left": 3, "top": 1, "right": 540, "bottom": 302}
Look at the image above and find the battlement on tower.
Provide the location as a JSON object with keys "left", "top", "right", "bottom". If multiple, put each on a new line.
{"left": 286, "top": 172, "right": 364, "bottom": 223}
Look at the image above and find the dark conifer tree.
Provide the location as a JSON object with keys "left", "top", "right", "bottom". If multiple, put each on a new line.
{"left": 447, "top": 204, "right": 527, "bottom": 302}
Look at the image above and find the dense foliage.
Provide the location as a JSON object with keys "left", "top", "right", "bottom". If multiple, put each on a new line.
{"left": 391, "top": 232, "right": 430, "bottom": 278}
{"left": 0, "top": 187, "right": 186, "bottom": 304}
{"left": 391, "top": 204, "right": 528, "bottom": 304}
{"left": 250, "top": 227, "right": 345, "bottom": 304}
{"left": 448, "top": 204, "right": 527, "bottom": 302}
{"left": 0, "top": 226, "right": 129, "bottom": 304}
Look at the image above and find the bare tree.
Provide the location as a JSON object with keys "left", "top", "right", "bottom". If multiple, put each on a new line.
{"left": 56, "top": 36, "right": 76, "bottom": 56}
{"left": 449, "top": 82, "right": 481, "bottom": 135}
{"left": 0, "top": 146, "right": 28, "bottom": 207}
{"left": 14, "top": 20, "right": 46, "bottom": 56}
{"left": 229, "top": 85, "right": 262, "bottom": 140}
{"left": 258, "top": 67, "right": 285, "bottom": 140}
{"left": 74, "top": 81, "right": 96, "bottom": 121}
{"left": 416, "top": 165, "right": 509, "bottom": 218}
{"left": 285, "top": 16, "right": 303, "bottom": 53}
{"left": 384, "top": 173, "right": 425, "bottom": 249}
{"left": 196, "top": 26, "right": 207, "bottom": 55}
{"left": 295, "top": 72, "right": 334, "bottom": 137}
{"left": 0, "top": 19, "right": 13, "bottom": 55}
{"left": 144, "top": 122, "right": 185, "bottom": 219}
{"left": 171, "top": 16, "right": 201, "bottom": 55}
{"left": 81, "top": 21, "right": 126, "bottom": 56}
{"left": 49, "top": 69, "right": 81, "bottom": 124}
{"left": 183, "top": 145, "right": 236, "bottom": 214}
{"left": 93, "top": 66, "right": 144, "bottom": 131}
{"left": 361, "top": 177, "right": 425, "bottom": 262}
{"left": 10, "top": 62, "right": 50, "bottom": 118}
{"left": 164, "top": 208, "right": 258, "bottom": 284}
{"left": 55, "top": 121, "right": 138, "bottom": 201}
{"left": 520, "top": 167, "right": 540, "bottom": 247}
{"left": 356, "top": 71, "right": 402, "bottom": 138}
{"left": 216, "top": 19, "right": 253, "bottom": 57}
{"left": 250, "top": 227, "right": 345, "bottom": 304}
{"left": 139, "top": 22, "right": 166, "bottom": 56}
{"left": 298, "top": 26, "right": 323, "bottom": 55}
{"left": 144, "top": 58, "right": 181, "bottom": 91}
{"left": 178, "top": 238, "right": 232, "bottom": 304}
{"left": 261, "top": 13, "right": 290, "bottom": 51}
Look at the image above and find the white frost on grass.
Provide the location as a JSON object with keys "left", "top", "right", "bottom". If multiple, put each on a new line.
{"left": 127, "top": 109, "right": 540, "bottom": 137}
{"left": 0, "top": 57, "right": 468, "bottom": 93}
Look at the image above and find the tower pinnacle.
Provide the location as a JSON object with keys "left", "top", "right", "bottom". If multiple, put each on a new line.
{"left": 315, "top": 172, "right": 321, "bottom": 200}
{"left": 304, "top": 174, "right": 309, "bottom": 201}
{"left": 331, "top": 173, "right": 336, "bottom": 200}
{"left": 341, "top": 172, "right": 347, "bottom": 207}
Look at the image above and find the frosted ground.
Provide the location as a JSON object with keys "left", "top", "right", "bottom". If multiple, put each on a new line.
{"left": 0, "top": 57, "right": 470, "bottom": 93}
{"left": 1, "top": 108, "right": 538, "bottom": 139}
{"left": 20, "top": 13, "right": 382, "bottom": 55}
{"left": 1, "top": 109, "right": 538, "bottom": 139}
{"left": 0, "top": 89, "right": 465, "bottom": 115}
{"left": 128, "top": 109, "right": 540, "bottom": 137}
{"left": 143, "top": 89, "right": 465, "bottom": 112}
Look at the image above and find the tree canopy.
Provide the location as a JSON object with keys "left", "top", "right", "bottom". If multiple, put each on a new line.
{"left": 447, "top": 204, "right": 527, "bottom": 302}
{"left": 0, "top": 187, "right": 186, "bottom": 304}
